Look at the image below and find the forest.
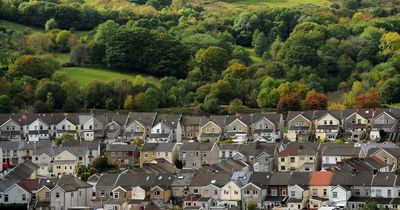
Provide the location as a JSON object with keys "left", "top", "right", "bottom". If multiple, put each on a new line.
{"left": 0, "top": 0, "right": 399, "bottom": 114}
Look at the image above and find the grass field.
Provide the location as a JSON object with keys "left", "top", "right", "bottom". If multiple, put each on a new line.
{"left": 232, "top": 0, "right": 331, "bottom": 8}
{"left": 0, "top": 20, "right": 43, "bottom": 32}
{"left": 62, "top": 66, "right": 159, "bottom": 86}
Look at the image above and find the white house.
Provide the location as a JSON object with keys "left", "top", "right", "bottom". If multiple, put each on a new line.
{"left": 27, "top": 118, "right": 50, "bottom": 141}
{"left": 329, "top": 185, "right": 351, "bottom": 208}
{"left": 219, "top": 181, "right": 242, "bottom": 208}
{"left": 52, "top": 149, "right": 78, "bottom": 177}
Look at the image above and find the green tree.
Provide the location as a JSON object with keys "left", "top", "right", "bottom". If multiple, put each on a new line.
{"left": 202, "top": 94, "right": 219, "bottom": 113}
{"left": 85, "top": 81, "right": 115, "bottom": 109}
{"left": 144, "top": 88, "right": 160, "bottom": 111}
{"left": 45, "top": 18, "right": 58, "bottom": 31}
{"left": 94, "top": 20, "right": 120, "bottom": 44}
{"left": 55, "top": 133, "right": 75, "bottom": 146}
{"left": 35, "top": 80, "right": 67, "bottom": 109}
{"left": 379, "top": 75, "right": 400, "bottom": 104}
{"left": 0, "top": 95, "right": 12, "bottom": 113}
{"left": 227, "top": 99, "right": 244, "bottom": 114}
{"left": 7, "top": 55, "right": 60, "bottom": 79}
{"left": 195, "top": 46, "right": 229, "bottom": 81}
{"left": 254, "top": 32, "right": 269, "bottom": 56}
{"left": 56, "top": 30, "right": 73, "bottom": 52}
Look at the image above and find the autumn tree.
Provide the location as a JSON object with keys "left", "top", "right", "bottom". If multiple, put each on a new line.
{"left": 277, "top": 92, "right": 302, "bottom": 112}
{"left": 355, "top": 91, "right": 381, "bottom": 108}
{"left": 303, "top": 91, "right": 328, "bottom": 110}
{"left": 227, "top": 99, "right": 244, "bottom": 114}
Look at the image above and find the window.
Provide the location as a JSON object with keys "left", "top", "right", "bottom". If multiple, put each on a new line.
{"left": 376, "top": 189, "right": 382, "bottom": 197}
{"left": 388, "top": 190, "right": 392, "bottom": 197}
{"left": 4, "top": 194, "right": 8, "bottom": 202}
{"left": 271, "top": 189, "right": 277, "bottom": 196}
{"left": 290, "top": 157, "right": 295, "bottom": 163}
{"left": 290, "top": 191, "right": 295, "bottom": 197}
{"left": 144, "top": 153, "right": 148, "bottom": 158}
{"left": 354, "top": 189, "right": 360, "bottom": 196}
{"left": 333, "top": 192, "right": 337, "bottom": 199}
{"left": 281, "top": 158, "right": 285, "bottom": 162}
{"left": 299, "top": 156, "right": 305, "bottom": 160}
{"left": 323, "top": 189, "right": 327, "bottom": 196}
{"left": 280, "top": 166, "right": 286, "bottom": 171}
{"left": 56, "top": 192, "right": 60, "bottom": 198}
{"left": 312, "top": 189, "right": 318, "bottom": 196}
{"left": 324, "top": 120, "right": 327, "bottom": 125}
{"left": 203, "top": 153, "right": 207, "bottom": 157}
{"left": 194, "top": 189, "right": 198, "bottom": 194}
{"left": 45, "top": 192, "right": 50, "bottom": 199}
{"left": 309, "top": 157, "right": 313, "bottom": 161}
{"left": 365, "top": 189, "right": 369, "bottom": 196}
{"left": 111, "top": 152, "right": 116, "bottom": 157}
{"left": 114, "top": 192, "right": 119, "bottom": 199}
{"left": 234, "top": 190, "right": 238, "bottom": 195}
{"left": 154, "top": 191, "right": 160, "bottom": 196}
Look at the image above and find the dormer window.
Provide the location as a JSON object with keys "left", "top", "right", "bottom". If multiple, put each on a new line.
{"left": 324, "top": 120, "right": 327, "bottom": 125}
{"left": 89, "top": 125, "right": 93, "bottom": 130}
{"left": 329, "top": 120, "right": 333, "bottom": 125}
{"left": 39, "top": 125, "right": 43, "bottom": 130}
{"left": 62, "top": 125, "right": 65, "bottom": 130}
{"left": 233, "top": 126, "right": 236, "bottom": 131}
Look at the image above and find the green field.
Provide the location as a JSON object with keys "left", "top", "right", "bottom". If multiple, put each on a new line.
{"left": 62, "top": 66, "right": 159, "bottom": 85}
{"left": 232, "top": 0, "right": 331, "bottom": 8}
{"left": 0, "top": 19, "right": 43, "bottom": 32}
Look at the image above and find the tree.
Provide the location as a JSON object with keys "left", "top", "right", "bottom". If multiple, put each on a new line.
{"left": 202, "top": 94, "right": 219, "bottom": 113}
{"left": 94, "top": 20, "right": 120, "bottom": 44}
{"left": 55, "top": 30, "right": 73, "bottom": 52}
{"left": 227, "top": 99, "right": 244, "bottom": 114}
{"left": 257, "top": 88, "right": 279, "bottom": 108}
{"left": 91, "top": 157, "right": 114, "bottom": 173}
{"left": 174, "top": 159, "right": 183, "bottom": 169}
{"left": 70, "top": 44, "right": 86, "bottom": 65}
{"left": 45, "top": 18, "right": 58, "bottom": 31}
{"left": 246, "top": 200, "right": 257, "bottom": 210}
{"left": 277, "top": 92, "right": 302, "bottom": 112}
{"left": 355, "top": 91, "right": 380, "bottom": 108}
{"left": 222, "top": 63, "right": 250, "bottom": 79}
{"left": 254, "top": 32, "right": 269, "bottom": 56}
{"left": 363, "top": 200, "right": 379, "bottom": 210}
{"left": 379, "top": 75, "right": 400, "bottom": 104}
{"left": 7, "top": 55, "right": 60, "bottom": 79}
{"left": 85, "top": 81, "right": 115, "bottom": 109}
{"left": 0, "top": 95, "right": 12, "bottom": 113}
{"left": 303, "top": 91, "right": 328, "bottom": 110}
{"left": 124, "top": 95, "right": 135, "bottom": 110}
{"left": 144, "top": 88, "right": 160, "bottom": 111}
{"left": 35, "top": 80, "right": 67, "bottom": 109}
{"left": 194, "top": 46, "right": 229, "bottom": 81}
{"left": 55, "top": 133, "right": 75, "bottom": 146}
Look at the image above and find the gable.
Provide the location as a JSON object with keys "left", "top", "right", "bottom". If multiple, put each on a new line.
{"left": 201, "top": 121, "right": 221, "bottom": 133}
{"left": 56, "top": 119, "right": 76, "bottom": 130}
{"left": 0, "top": 119, "right": 21, "bottom": 130}
{"left": 317, "top": 113, "right": 339, "bottom": 124}
{"left": 228, "top": 119, "right": 248, "bottom": 129}
{"left": 289, "top": 115, "right": 311, "bottom": 125}
{"left": 374, "top": 112, "right": 395, "bottom": 124}
{"left": 56, "top": 150, "right": 77, "bottom": 160}
{"left": 254, "top": 117, "right": 275, "bottom": 129}
{"left": 242, "top": 182, "right": 261, "bottom": 191}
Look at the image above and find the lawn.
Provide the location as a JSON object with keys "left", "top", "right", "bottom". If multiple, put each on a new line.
{"left": 0, "top": 19, "right": 43, "bottom": 32}
{"left": 232, "top": 0, "right": 331, "bottom": 8}
{"left": 62, "top": 67, "right": 159, "bottom": 86}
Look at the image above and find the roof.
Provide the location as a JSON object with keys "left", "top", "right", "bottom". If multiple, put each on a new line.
{"left": 288, "top": 172, "right": 312, "bottom": 186}
{"left": 96, "top": 173, "right": 119, "bottom": 187}
{"left": 141, "top": 143, "right": 176, "bottom": 152}
{"left": 4, "top": 160, "right": 39, "bottom": 182}
{"left": 269, "top": 172, "right": 291, "bottom": 186}
{"left": 251, "top": 113, "right": 281, "bottom": 127}
{"left": 225, "top": 114, "right": 253, "bottom": 126}
{"left": 172, "top": 172, "right": 195, "bottom": 187}
{"left": 180, "top": 142, "right": 215, "bottom": 151}
{"left": 371, "top": 172, "right": 396, "bottom": 186}
{"left": 190, "top": 168, "right": 231, "bottom": 187}
{"left": 61, "top": 140, "right": 99, "bottom": 151}
{"left": 287, "top": 111, "right": 314, "bottom": 121}
{"left": 18, "top": 179, "right": 39, "bottom": 192}
{"left": 309, "top": 171, "right": 332, "bottom": 186}
{"left": 56, "top": 175, "right": 91, "bottom": 191}
{"left": 367, "top": 148, "right": 400, "bottom": 158}
{"left": 181, "top": 116, "right": 203, "bottom": 126}
{"left": 200, "top": 115, "right": 226, "bottom": 128}
{"left": 106, "top": 143, "right": 136, "bottom": 152}
{"left": 248, "top": 172, "right": 272, "bottom": 189}
{"left": 39, "top": 178, "right": 59, "bottom": 190}
{"left": 126, "top": 112, "right": 157, "bottom": 127}
{"left": 153, "top": 114, "right": 182, "bottom": 129}
{"left": 322, "top": 146, "right": 361, "bottom": 157}
{"left": 211, "top": 158, "right": 248, "bottom": 172}
{"left": 331, "top": 171, "right": 373, "bottom": 186}
{"left": 237, "top": 144, "right": 278, "bottom": 156}
{"left": 278, "top": 144, "right": 318, "bottom": 157}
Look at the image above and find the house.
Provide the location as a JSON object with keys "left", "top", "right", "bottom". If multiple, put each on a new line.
{"left": 171, "top": 172, "right": 195, "bottom": 199}
{"left": 92, "top": 173, "right": 119, "bottom": 206}
{"left": 314, "top": 110, "right": 342, "bottom": 141}
{"left": 218, "top": 143, "right": 278, "bottom": 172}
{"left": 277, "top": 144, "right": 320, "bottom": 172}
{"left": 241, "top": 172, "right": 270, "bottom": 209}
{"left": 2, "top": 179, "right": 38, "bottom": 207}
{"left": 370, "top": 108, "right": 400, "bottom": 141}
{"left": 180, "top": 143, "right": 220, "bottom": 169}
{"left": 183, "top": 194, "right": 212, "bottom": 209}
{"left": 370, "top": 172, "right": 397, "bottom": 198}
{"left": 124, "top": 112, "right": 157, "bottom": 142}
{"left": 321, "top": 144, "right": 363, "bottom": 169}
{"left": 140, "top": 143, "right": 179, "bottom": 167}
{"left": 33, "top": 178, "right": 58, "bottom": 210}
{"left": 61, "top": 140, "right": 101, "bottom": 164}
{"left": 79, "top": 114, "right": 107, "bottom": 141}
{"left": 219, "top": 172, "right": 251, "bottom": 208}
{"left": 251, "top": 113, "right": 284, "bottom": 142}
{"left": 147, "top": 114, "right": 182, "bottom": 143}
{"left": 331, "top": 157, "right": 393, "bottom": 172}
{"left": 105, "top": 143, "right": 138, "bottom": 165}
{"left": 32, "top": 146, "right": 53, "bottom": 177}
{"left": 50, "top": 175, "right": 92, "bottom": 210}
{"left": 287, "top": 172, "right": 312, "bottom": 210}
{"left": 287, "top": 111, "right": 314, "bottom": 142}
{"left": 329, "top": 185, "right": 352, "bottom": 209}
{"left": 52, "top": 149, "right": 78, "bottom": 177}
{"left": 0, "top": 114, "right": 23, "bottom": 141}
{"left": 197, "top": 171, "right": 232, "bottom": 208}
{"left": 53, "top": 113, "right": 79, "bottom": 139}
{"left": 0, "top": 141, "right": 22, "bottom": 167}
{"left": 224, "top": 114, "right": 252, "bottom": 143}
{"left": 3, "top": 160, "right": 38, "bottom": 182}
{"left": 181, "top": 116, "right": 203, "bottom": 142}
{"left": 342, "top": 109, "right": 373, "bottom": 141}
{"left": 199, "top": 116, "right": 226, "bottom": 142}
{"left": 26, "top": 114, "right": 52, "bottom": 141}
{"left": 210, "top": 158, "right": 249, "bottom": 172}
{"left": 264, "top": 172, "right": 291, "bottom": 208}
{"left": 105, "top": 113, "right": 127, "bottom": 144}
{"left": 308, "top": 171, "right": 333, "bottom": 210}
{"left": 19, "top": 140, "right": 53, "bottom": 163}
{"left": 367, "top": 148, "right": 400, "bottom": 169}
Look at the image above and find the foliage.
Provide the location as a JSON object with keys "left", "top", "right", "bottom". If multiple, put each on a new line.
{"left": 55, "top": 133, "right": 75, "bottom": 146}
{"left": 91, "top": 157, "right": 115, "bottom": 173}
{"left": 174, "top": 159, "right": 183, "bottom": 169}
{"left": 7, "top": 55, "right": 60, "bottom": 80}
{"left": 303, "top": 91, "right": 328, "bottom": 110}
{"left": 355, "top": 91, "right": 380, "bottom": 108}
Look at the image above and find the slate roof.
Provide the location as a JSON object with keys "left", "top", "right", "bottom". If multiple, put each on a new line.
{"left": 18, "top": 179, "right": 39, "bottom": 192}
{"left": 181, "top": 116, "right": 203, "bottom": 126}
{"left": 331, "top": 171, "right": 373, "bottom": 186}
{"left": 39, "top": 178, "right": 59, "bottom": 190}
{"left": 96, "top": 173, "right": 119, "bottom": 187}
{"left": 237, "top": 144, "right": 278, "bottom": 156}
{"left": 126, "top": 112, "right": 157, "bottom": 128}
{"left": 288, "top": 172, "right": 312, "bottom": 186}
{"left": 225, "top": 114, "right": 253, "bottom": 126}
{"left": 190, "top": 168, "right": 231, "bottom": 187}
{"left": 251, "top": 113, "right": 281, "bottom": 128}
{"left": 200, "top": 115, "right": 226, "bottom": 128}
{"left": 211, "top": 158, "right": 248, "bottom": 172}
{"left": 153, "top": 114, "right": 182, "bottom": 129}
{"left": 287, "top": 111, "right": 314, "bottom": 121}
{"left": 248, "top": 172, "right": 272, "bottom": 189}
{"left": 322, "top": 146, "right": 361, "bottom": 156}
{"left": 4, "top": 160, "right": 38, "bottom": 182}
{"left": 56, "top": 175, "right": 91, "bottom": 191}
{"left": 141, "top": 143, "right": 176, "bottom": 152}
{"left": 367, "top": 148, "right": 400, "bottom": 157}
{"left": 180, "top": 142, "right": 215, "bottom": 151}
{"left": 172, "top": 172, "right": 195, "bottom": 187}
{"left": 371, "top": 172, "right": 396, "bottom": 186}
{"left": 313, "top": 110, "right": 343, "bottom": 120}
{"left": 268, "top": 172, "right": 291, "bottom": 186}
{"left": 106, "top": 144, "right": 136, "bottom": 152}
{"left": 62, "top": 140, "right": 99, "bottom": 151}
{"left": 278, "top": 144, "right": 319, "bottom": 157}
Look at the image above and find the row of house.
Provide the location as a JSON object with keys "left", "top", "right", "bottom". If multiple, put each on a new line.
{"left": 0, "top": 140, "right": 100, "bottom": 176}
{"left": 0, "top": 112, "right": 284, "bottom": 143}
{"left": 90, "top": 167, "right": 400, "bottom": 210}
{"left": 287, "top": 108, "right": 400, "bottom": 142}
